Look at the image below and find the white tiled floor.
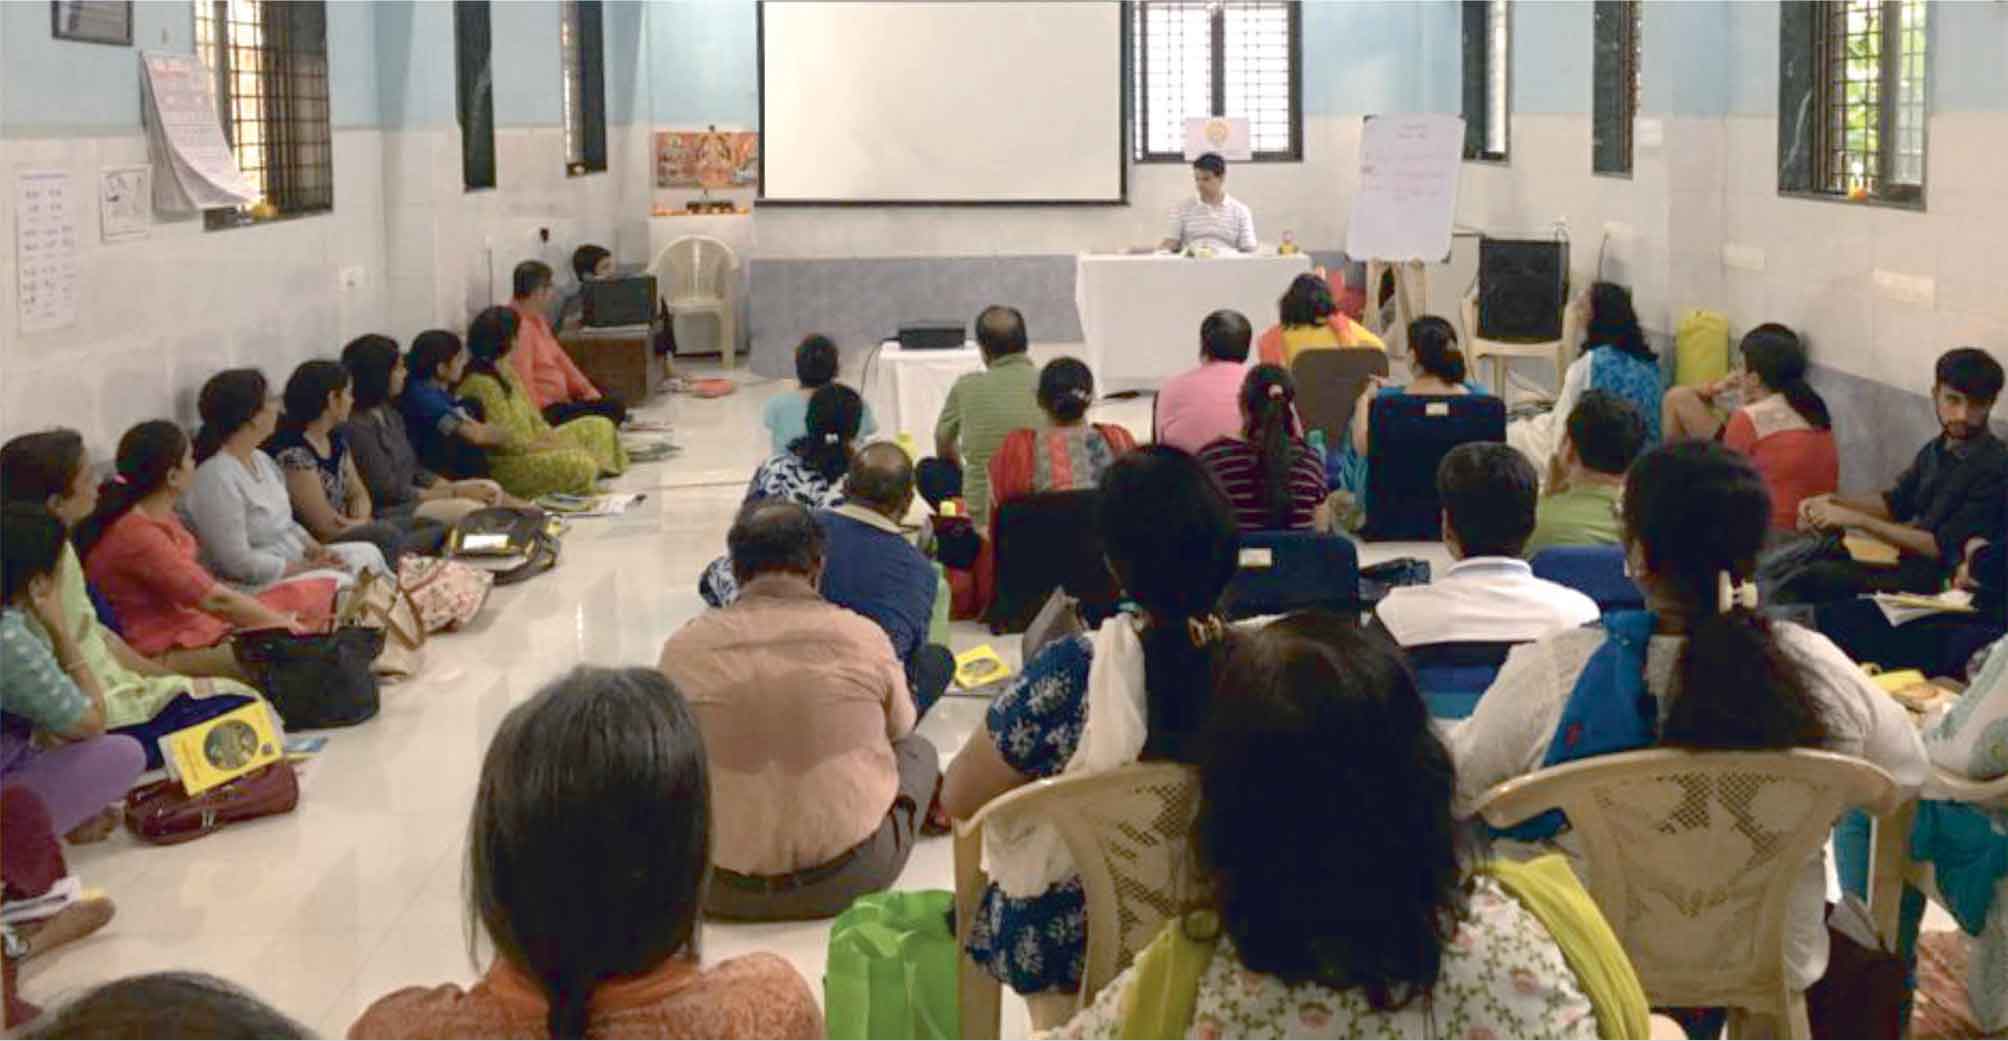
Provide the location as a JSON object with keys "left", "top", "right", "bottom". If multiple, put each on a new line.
{"left": 26, "top": 348, "right": 1457, "bottom": 1037}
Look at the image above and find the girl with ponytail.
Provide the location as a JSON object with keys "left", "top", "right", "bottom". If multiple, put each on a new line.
{"left": 80, "top": 420, "right": 330, "bottom": 683}
{"left": 943, "top": 447, "right": 1240, "bottom": 1023}
{"left": 349, "top": 667, "right": 822, "bottom": 1039}
{"left": 1449, "top": 439, "right": 1927, "bottom": 992}
{"left": 1196, "top": 364, "right": 1328, "bottom": 532}
{"left": 986, "top": 357, "right": 1138, "bottom": 524}
{"left": 1664, "top": 323, "right": 1838, "bottom": 530}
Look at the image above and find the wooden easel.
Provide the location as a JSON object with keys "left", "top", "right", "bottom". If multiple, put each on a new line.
{"left": 1363, "top": 259, "right": 1428, "bottom": 346}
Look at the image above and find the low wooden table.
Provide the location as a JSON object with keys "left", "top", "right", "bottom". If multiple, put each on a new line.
{"left": 558, "top": 323, "right": 665, "bottom": 404}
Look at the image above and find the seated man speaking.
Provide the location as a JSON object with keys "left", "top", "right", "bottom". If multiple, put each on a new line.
{"left": 659, "top": 499, "right": 939, "bottom": 921}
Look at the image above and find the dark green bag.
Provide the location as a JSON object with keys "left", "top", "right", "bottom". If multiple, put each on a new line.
{"left": 823, "top": 890, "right": 959, "bottom": 1040}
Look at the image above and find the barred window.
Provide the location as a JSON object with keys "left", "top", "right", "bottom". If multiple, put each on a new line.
{"left": 1591, "top": 0, "right": 1640, "bottom": 176}
{"left": 559, "top": 0, "right": 607, "bottom": 176}
{"left": 456, "top": 1, "right": 496, "bottom": 191}
{"left": 1462, "top": 0, "right": 1510, "bottom": 161}
{"left": 1131, "top": 1, "right": 1301, "bottom": 163}
{"left": 1779, "top": 0, "right": 1927, "bottom": 205}
{"left": 195, "top": 0, "right": 333, "bottom": 227}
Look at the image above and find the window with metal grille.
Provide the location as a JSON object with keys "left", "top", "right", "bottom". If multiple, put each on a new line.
{"left": 1591, "top": 0, "right": 1639, "bottom": 176}
{"left": 1778, "top": 0, "right": 1926, "bottom": 205}
{"left": 1130, "top": 1, "right": 1301, "bottom": 163}
{"left": 1462, "top": 0, "right": 1510, "bottom": 161}
{"left": 456, "top": 0, "right": 496, "bottom": 191}
{"left": 194, "top": 0, "right": 333, "bottom": 227}
{"left": 559, "top": 0, "right": 607, "bottom": 176}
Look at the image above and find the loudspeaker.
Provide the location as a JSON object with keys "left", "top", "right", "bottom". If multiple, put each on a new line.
{"left": 1477, "top": 238, "right": 1569, "bottom": 342}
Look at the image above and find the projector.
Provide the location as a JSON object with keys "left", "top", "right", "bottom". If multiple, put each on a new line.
{"left": 897, "top": 322, "right": 966, "bottom": 351}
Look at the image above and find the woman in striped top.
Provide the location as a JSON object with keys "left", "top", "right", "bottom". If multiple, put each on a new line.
{"left": 1196, "top": 365, "right": 1328, "bottom": 532}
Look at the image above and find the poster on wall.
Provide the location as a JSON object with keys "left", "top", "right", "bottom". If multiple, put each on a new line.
{"left": 100, "top": 165, "right": 151, "bottom": 242}
{"left": 140, "top": 51, "right": 258, "bottom": 214}
{"left": 1183, "top": 117, "right": 1251, "bottom": 161}
{"left": 51, "top": 1, "right": 133, "bottom": 46}
{"left": 15, "top": 169, "right": 81, "bottom": 335}
{"left": 655, "top": 128, "right": 760, "bottom": 190}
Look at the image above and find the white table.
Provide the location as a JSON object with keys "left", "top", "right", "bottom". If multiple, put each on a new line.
{"left": 861, "top": 339, "right": 985, "bottom": 445}
{"left": 1074, "top": 252, "right": 1312, "bottom": 392}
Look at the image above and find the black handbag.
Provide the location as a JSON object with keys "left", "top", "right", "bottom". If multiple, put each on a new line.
{"left": 447, "top": 507, "right": 561, "bottom": 586}
{"left": 233, "top": 626, "right": 384, "bottom": 729}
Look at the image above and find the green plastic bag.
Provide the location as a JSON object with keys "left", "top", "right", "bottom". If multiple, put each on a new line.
{"left": 824, "top": 890, "right": 960, "bottom": 1040}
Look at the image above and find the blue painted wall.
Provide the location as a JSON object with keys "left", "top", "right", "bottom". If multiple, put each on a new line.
{"left": 648, "top": 0, "right": 758, "bottom": 126}
{"left": 375, "top": 0, "right": 455, "bottom": 130}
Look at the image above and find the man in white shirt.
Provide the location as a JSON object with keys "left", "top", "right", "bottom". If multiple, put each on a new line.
{"left": 1159, "top": 152, "right": 1257, "bottom": 255}
{"left": 1375, "top": 443, "right": 1599, "bottom": 648}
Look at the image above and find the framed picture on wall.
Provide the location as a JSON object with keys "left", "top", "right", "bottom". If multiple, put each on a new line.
{"left": 51, "top": 1, "right": 133, "bottom": 46}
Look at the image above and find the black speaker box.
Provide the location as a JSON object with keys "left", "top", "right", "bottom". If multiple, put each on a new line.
{"left": 1478, "top": 239, "right": 1569, "bottom": 342}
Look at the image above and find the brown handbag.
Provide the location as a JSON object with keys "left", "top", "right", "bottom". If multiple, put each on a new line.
{"left": 123, "top": 761, "right": 300, "bottom": 845}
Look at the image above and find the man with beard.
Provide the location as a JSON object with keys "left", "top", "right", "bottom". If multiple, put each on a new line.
{"left": 1797, "top": 347, "right": 2005, "bottom": 599}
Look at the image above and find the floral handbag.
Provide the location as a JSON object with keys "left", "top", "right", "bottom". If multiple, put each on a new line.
{"left": 397, "top": 555, "right": 494, "bottom": 634}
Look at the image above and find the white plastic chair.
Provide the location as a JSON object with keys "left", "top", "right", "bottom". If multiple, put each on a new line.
{"left": 649, "top": 234, "right": 739, "bottom": 367}
{"left": 1462, "top": 285, "right": 1571, "bottom": 400}
{"left": 1868, "top": 766, "right": 2008, "bottom": 953}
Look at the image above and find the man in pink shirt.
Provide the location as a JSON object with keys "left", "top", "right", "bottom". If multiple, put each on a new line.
{"left": 1154, "top": 309, "right": 1252, "bottom": 455}
{"left": 509, "top": 260, "right": 628, "bottom": 427}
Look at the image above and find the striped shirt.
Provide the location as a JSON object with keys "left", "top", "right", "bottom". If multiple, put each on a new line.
{"left": 1196, "top": 435, "right": 1328, "bottom": 532}
{"left": 1166, "top": 194, "right": 1257, "bottom": 253}
{"left": 935, "top": 354, "right": 1044, "bottom": 525}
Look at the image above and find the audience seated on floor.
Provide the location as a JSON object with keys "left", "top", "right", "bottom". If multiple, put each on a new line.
{"left": 661, "top": 500, "right": 938, "bottom": 923}
{"left": 1196, "top": 364, "right": 1328, "bottom": 533}
{"left": 816, "top": 442, "right": 956, "bottom": 717}
{"left": 178, "top": 369, "right": 388, "bottom": 587}
{"left": 398, "top": 330, "right": 514, "bottom": 480}
{"left": 457, "top": 306, "right": 628, "bottom": 501}
{"left": 2, "top": 433, "right": 264, "bottom": 770}
{"left": 942, "top": 445, "right": 1239, "bottom": 1029}
{"left": 1791, "top": 347, "right": 2005, "bottom": 601}
{"left": 509, "top": 259, "right": 628, "bottom": 428}
{"left": 1050, "top": 612, "right": 1644, "bottom": 1040}
{"left": 0, "top": 506, "right": 146, "bottom": 843}
{"left": 552, "top": 243, "right": 613, "bottom": 332}
{"left": 1155, "top": 309, "right": 1255, "bottom": 456}
{"left": 764, "top": 334, "right": 878, "bottom": 455}
{"left": 1663, "top": 323, "right": 1837, "bottom": 533}
{"left": 698, "top": 383, "right": 864, "bottom": 605}
{"left": 339, "top": 335, "right": 518, "bottom": 526}
{"left": 1374, "top": 443, "right": 1598, "bottom": 649}
{"left": 1254, "top": 270, "right": 1384, "bottom": 368}
{"left": 916, "top": 305, "right": 1044, "bottom": 527}
{"left": 1, "top": 785, "right": 118, "bottom": 1030}
{"left": 1449, "top": 439, "right": 1927, "bottom": 993}
{"left": 267, "top": 359, "right": 444, "bottom": 565}
{"left": 77, "top": 421, "right": 332, "bottom": 686}
{"left": 1525, "top": 390, "right": 1646, "bottom": 555}
{"left": 1506, "top": 283, "right": 1662, "bottom": 475}
{"left": 989, "top": 356, "right": 1137, "bottom": 518}
{"left": 1329, "top": 315, "right": 1481, "bottom": 504}
{"left": 26, "top": 971, "right": 311, "bottom": 1039}
{"left": 1818, "top": 510, "right": 2005, "bottom": 678}
{"left": 351, "top": 666, "right": 822, "bottom": 1038}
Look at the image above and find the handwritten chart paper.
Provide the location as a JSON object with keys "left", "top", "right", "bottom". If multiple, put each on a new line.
{"left": 1345, "top": 115, "right": 1465, "bottom": 262}
{"left": 15, "top": 170, "right": 81, "bottom": 335}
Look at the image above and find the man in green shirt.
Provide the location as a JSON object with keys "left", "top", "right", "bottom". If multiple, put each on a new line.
{"left": 917, "top": 306, "right": 1044, "bottom": 528}
{"left": 1525, "top": 390, "right": 1645, "bottom": 555}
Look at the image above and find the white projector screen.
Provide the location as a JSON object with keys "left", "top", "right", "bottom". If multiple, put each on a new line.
{"left": 759, "top": 1, "right": 1125, "bottom": 204}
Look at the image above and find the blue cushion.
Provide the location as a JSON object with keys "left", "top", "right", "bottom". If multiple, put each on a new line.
{"left": 1221, "top": 531, "right": 1360, "bottom": 620}
{"left": 1529, "top": 545, "right": 1645, "bottom": 613}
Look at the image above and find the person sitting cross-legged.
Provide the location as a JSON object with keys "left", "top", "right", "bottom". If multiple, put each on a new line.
{"left": 659, "top": 500, "right": 939, "bottom": 922}
{"left": 916, "top": 305, "right": 1044, "bottom": 528}
{"left": 1373, "top": 443, "right": 1599, "bottom": 650}
{"left": 1525, "top": 389, "right": 1647, "bottom": 555}
{"left": 764, "top": 334, "right": 878, "bottom": 455}
{"left": 817, "top": 442, "right": 955, "bottom": 718}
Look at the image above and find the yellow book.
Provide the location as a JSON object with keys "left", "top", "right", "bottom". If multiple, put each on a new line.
{"left": 1843, "top": 532, "right": 1901, "bottom": 566}
{"left": 954, "top": 644, "right": 1013, "bottom": 690}
{"left": 158, "top": 702, "right": 284, "bottom": 796}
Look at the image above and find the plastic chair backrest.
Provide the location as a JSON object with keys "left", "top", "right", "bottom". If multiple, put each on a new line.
{"left": 1361, "top": 393, "right": 1506, "bottom": 541}
{"left": 1220, "top": 530, "right": 1360, "bottom": 620}
{"left": 986, "top": 490, "right": 1119, "bottom": 635}
{"left": 1530, "top": 545, "right": 1645, "bottom": 613}
{"left": 1476, "top": 748, "right": 1900, "bottom": 1033}
{"left": 1291, "top": 348, "right": 1390, "bottom": 447}
{"left": 1406, "top": 639, "right": 1520, "bottom": 719}
{"left": 652, "top": 234, "right": 737, "bottom": 303}
{"left": 953, "top": 763, "right": 1203, "bottom": 1038}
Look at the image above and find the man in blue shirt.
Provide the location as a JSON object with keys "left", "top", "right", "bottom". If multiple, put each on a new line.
{"left": 817, "top": 442, "right": 952, "bottom": 716}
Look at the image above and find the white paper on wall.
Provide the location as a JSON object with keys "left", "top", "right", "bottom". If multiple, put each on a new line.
{"left": 139, "top": 51, "right": 258, "bottom": 214}
{"left": 15, "top": 169, "right": 82, "bottom": 335}
{"left": 1183, "top": 117, "right": 1251, "bottom": 161}
{"left": 100, "top": 166, "right": 152, "bottom": 242}
{"left": 1345, "top": 114, "right": 1466, "bottom": 263}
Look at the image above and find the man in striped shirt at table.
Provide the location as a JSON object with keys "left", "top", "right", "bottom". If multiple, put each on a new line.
{"left": 1159, "top": 152, "right": 1258, "bottom": 255}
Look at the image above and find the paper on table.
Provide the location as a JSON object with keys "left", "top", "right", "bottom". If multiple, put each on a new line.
{"left": 140, "top": 51, "right": 257, "bottom": 214}
{"left": 1345, "top": 114, "right": 1466, "bottom": 263}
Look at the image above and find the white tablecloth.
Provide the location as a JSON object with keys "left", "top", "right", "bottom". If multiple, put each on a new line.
{"left": 861, "top": 340, "right": 984, "bottom": 445}
{"left": 1074, "top": 252, "right": 1312, "bottom": 392}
